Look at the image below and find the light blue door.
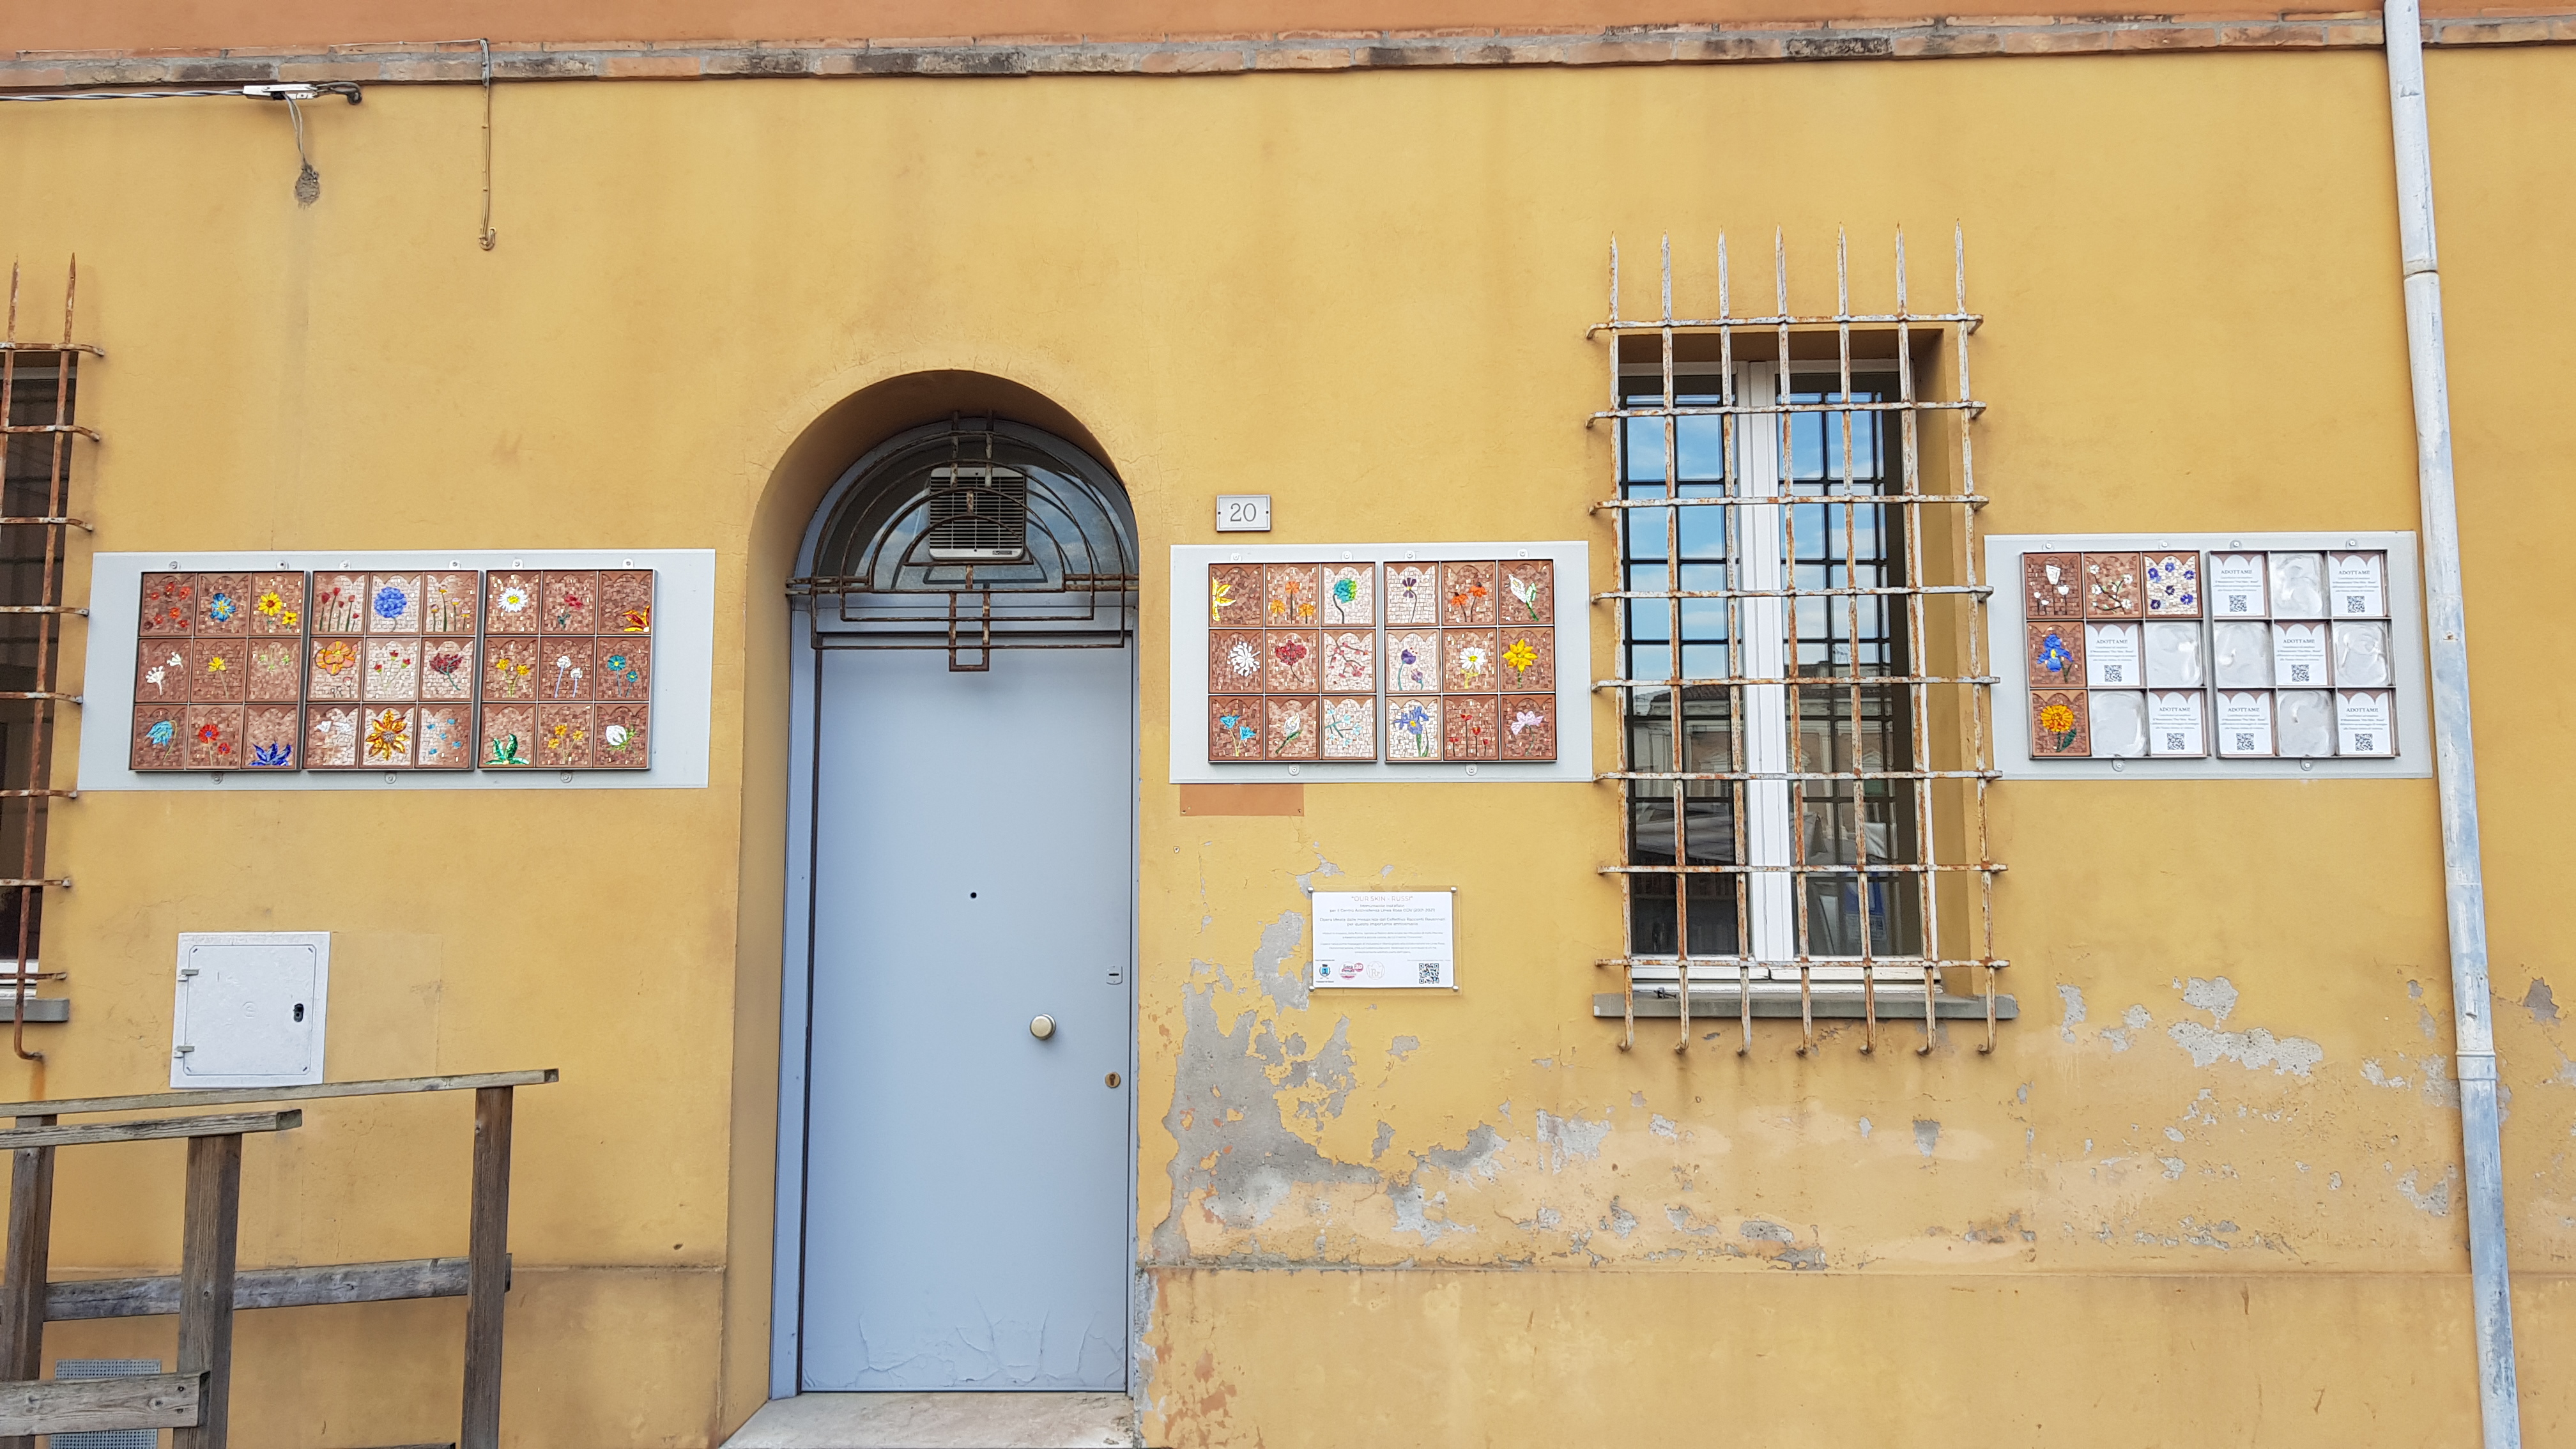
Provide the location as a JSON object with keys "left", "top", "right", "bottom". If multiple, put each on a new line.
{"left": 799, "top": 641, "right": 1134, "bottom": 1391}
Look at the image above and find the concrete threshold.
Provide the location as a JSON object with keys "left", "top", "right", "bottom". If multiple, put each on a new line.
{"left": 723, "top": 1392, "right": 1137, "bottom": 1449}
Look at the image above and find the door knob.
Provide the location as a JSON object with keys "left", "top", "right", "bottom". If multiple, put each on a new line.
{"left": 1030, "top": 1015, "right": 1056, "bottom": 1039}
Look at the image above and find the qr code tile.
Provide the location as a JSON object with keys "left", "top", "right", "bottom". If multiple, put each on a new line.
{"left": 2347, "top": 594, "right": 2366, "bottom": 611}
{"left": 2226, "top": 599, "right": 2248, "bottom": 613}
{"left": 2355, "top": 733, "right": 2375, "bottom": 751}
{"left": 2232, "top": 732, "right": 2254, "bottom": 751}
{"left": 2164, "top": 732, "right": 2184, "bottom": 750}
{"left": 2288, "top": 664, "right": 2312, "bottom": 682}
{"left": 1417, "top": 963, "right": 1441, "bottom": 985}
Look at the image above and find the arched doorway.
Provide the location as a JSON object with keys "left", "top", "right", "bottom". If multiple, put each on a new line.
{"left": 779, "top": 415, "right": 1138, "bottom": 1392}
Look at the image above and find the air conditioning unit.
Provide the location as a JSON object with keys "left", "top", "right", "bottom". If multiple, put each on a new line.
{"left": 925, "top": 464, "right": 1031, "bottom": 562}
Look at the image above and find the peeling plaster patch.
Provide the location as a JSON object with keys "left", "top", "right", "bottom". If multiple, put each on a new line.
{"left": 2159, "top": 1156, "right": 2187, "bottom": 1181}
{"left": 2417, "top": 1054, "right": 2461, "bottom": 1109}
{"left": 1152, "top": 980, "right": 1377, "bottom": 1261}
{"left": 1857, "top": 1116, "right": 1873, "bottom": 1138}
{"left": 2016, "top": 1083, "right": 2030, "bottom": 1105}
{"left": 2362, "top": 1060, "right": 2411, "bottom": 1089}
{"left": 1292, "top": 851, "right": 1344, "bottom": 896}
{"left": 1532, "top": 1057, "right": 1556, "bottom": 1068}
{"left": 2167, "top": 977, "right": 2324, "bottom": 1076}
{"left": 1370, "top": 1122, "right": 1393, "bottom": 1162}
{"left": 1651, "top": 1114, "right": 1680, "bottom": 1139}
{"left": 1387, "top": 1181, "right": 1475, "bottom": 1243}
{"left": 2103, "top": 1004, "right": 2153, "bottom": 1051}
{"left": 1537, "top": 1110, "right": 1612, "bottom": 1173}
{"left": 1605, "top": 1199, "right": 1637, "bottom": 1238}
{"left": 1631, "top": 1092, "right": 1648, "bottom": 1107}
{"left": 1388, "top": 1035, "right": 1420, "bottom": 1062}
{"left": 1912, "top": 1119, "right": 1941, "bottom": 1158}
{"left": 1422, "top": 1124, "right": 1508, "bottom": 1183}
{"left": 1740, "top": 1218, "right": 1796, "bottom": 1243}
{"left": 2397, "top": 1166, "right": 2457, "bottom": 1216}
{"left": 2164, "top": 1127, "right": 2186, "bottom": 1142}
{"left": 1666, "top": 1205, "right": 1721, "bottom": 1236}
{"left": 1252, "top": 910, "right": 1311, "bottom": 1009}
{"left": 2057, "top": 984, "right": 2087, "bottom": 1043}
{"left": 2329, "top": 1172, "right": 2343, "bottom": 1190}
{"left": 2419, "top": 1005, "right": 2440, "bottom": 1041}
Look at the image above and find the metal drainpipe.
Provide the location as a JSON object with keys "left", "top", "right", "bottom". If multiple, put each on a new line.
{"left": 2380, "top": 3, "right": 2522, "bottom": 1443}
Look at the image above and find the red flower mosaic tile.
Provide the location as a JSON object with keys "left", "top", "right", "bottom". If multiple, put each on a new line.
{"left": 600, "top": 571, "right": 655, "bottom": 636}
{"left": 1443, "top": 695, "right": 1499, "bottom": 760}
{"left": 1264, "top": 632, "right": 1319, "bottom": 693}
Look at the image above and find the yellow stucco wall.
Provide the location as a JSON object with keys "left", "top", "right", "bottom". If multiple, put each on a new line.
{"left": 0, "top": 40, "right": 2570, "bottom": 1446}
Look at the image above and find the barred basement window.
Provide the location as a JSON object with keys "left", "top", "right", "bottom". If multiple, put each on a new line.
{"left": 1591, "top": 234, "right": 2007, "bottom": 1055}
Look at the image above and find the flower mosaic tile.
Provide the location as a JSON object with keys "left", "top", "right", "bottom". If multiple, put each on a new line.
{"left": 537, "top": 705, "right": 593, "bottom": 767}
{"left": 1321, "top": 631, "right": 1375, "bottom": 693}
{"left": 248, "top": 640, "right": 303, "bottom": 702}
{"left": 415, "top": 707, "right": 473, "bottom": 769}
{"left": 600, "top": 571, "right": 655, "bottom": 635}
{"left": 130, "top": 704, "right": 187, "bottom": 770}
{"left": 1209, "top": 630, "right": 1264, "bottom": 696}
{"left": 185, "top": 705, "right": 246, "bottom": 770}
{"left": 595, "top": 641, "right": 649, "bottom": 702}
{"left": 362, "top": 639, "right": 421, "bottom": 702}
{"left": 366, "top": 573, "right": 424, "bottom": 634}
{"left": 1386, "top": 696, "right": 1443, "bottom": 762}
{"left": 1497, "top": 627, "right": 1554, "bottom": 692}
{"left": 2025, "top": 622, "right": 2083, "bottom": 689}
{"left": 1321, "top": 566, "right": 1374, "bottom": 627}
{"left": 2029, "top": 690, "right": 2089, "bottom": 758}
{"left": 1442, "top": 629, "right": 1499, "bottom": 693}
{"left": 541, "top": 572, "right": 597, "bottom": 634}
{"left": 1264, "top": 632, "right": 1319, "bottom": 694}
{"left": 135, "top": 643, "right": 187, "bottom": 705}
{"left": 187, "top": 640, "right": 247, "bottom": 703}
{"left": 1499, "top": 693, "right": 1557, "bottom": 761}
{"left": 195, "top": 574, "right": 251, "bottom": 636}
{"left": 310, "top": 573, "right": 369, "bottom": 636}
{"left": 139, "top": 574, "right": 195, "bottom": 636}
{"left": 2082, "top": 553, "right": 2142, "bottom": 618}
{"left": 1208, "top": 564, "right": 1262, "bottom": 630}
{"left": 1499, "top": 560, "right": 1553, "bottom": 626}
{"left": 483, "top": 638, "right": 539, "bottom": 702}
{"left": 1264, "top": 564, "right": 1321, "bottom": 627}
{"left": 422, "top": 572, "right": 479, "bottom": 634}
{"left": 540, "top": 638, "right": 595, "bottom": 702}
{"left": 2023, "top": 553, "right": 2082, "bottom": 619}
{"left": 1443, "top": 695, "right": 1499, "bottom": 760}
{"left": 1209, "top": 696, "right": 1263, "bottom": 759}
{"left": 250, "top": 574, "right": 305, "bottom": 636}
{"left": 420, "top": 640, "right": 477, "bottom": 702}
{"left": 485, "top": 572, "right": 541, "bottom": 635}
{"left": 1387, "top": 632, "right": 1438, "bottom": 694}
{"left": 595, "top": 703, "right": 650, "bottom": 768}
{"left": 360, "top": 706, "right": 416, "bottom": 767}
{"left": 1321, "top": 696, "right": 1376, "bottom": 760}
{"left": 307, "top": 706, "right": 362, "bottom": 768}
{"left": 2142, "top": 554, "right": 2200, "bottom": 617}
{"left": 1441, "top": 561, "right": 1497, "bottom": 626}
{"left": 1264, "top": 698, "right": 1320, "bottom": 760}
{"left": 245, "top": 706, "right": 300, "bottom": 769}
{"left": 1384, "top": 562, "right": 1439, "bottom": 627}
{"left": 480, "top": 706, "right": 537, "bottom": 768}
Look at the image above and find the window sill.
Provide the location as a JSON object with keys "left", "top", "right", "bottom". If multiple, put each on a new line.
{"left": 1594, "top": 987, "right": 2017, "bottom": 1021}
{"left": 0, "top": 1000, "right": 69, "bottom": 1023}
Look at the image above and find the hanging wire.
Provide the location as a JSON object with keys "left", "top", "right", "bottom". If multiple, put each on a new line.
{"left": 479, "top": 39, "right": 499, "bottom": 249}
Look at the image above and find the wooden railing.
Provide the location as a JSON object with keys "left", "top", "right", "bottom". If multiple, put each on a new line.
{"left": 0, "top": 1068, "right": 558, "bottom": 1449}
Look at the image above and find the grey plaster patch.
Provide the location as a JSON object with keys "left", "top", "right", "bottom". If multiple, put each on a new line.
{"left": 1740, "top": 1218, "right": 1796, "bottom": 1243}
{"left": 2167, "top": 977, "right": 2322, "bottom": 1077}
{"left": 1151, "top": 981, "right": 1377, "bottom": 1262}
{"left": 1912, "top": 1119, "right": 1941, "bottom": 1158}
{"left": 1252, "top": 909, "right": 1310, "bottom": 1009}
{"left": 1857, "top": 1116, "right": 1873, "bottom": 1138}
{"left": 1370, "top": 1121, "right": 1394, "bottom": 1162}
{"left": 1650, "top": 1114, "right": 1679, "bottom": 1138}
{"left": 2181, "top": 976, "right": 2240, "bottom": 1025}
{"left": 1536, "top": 1110, "right": 1612, "bottom": 1172}
{"left": 2057, "top": 983, "right": 2087, "bottom": 1044}
{"left": 1388, "top": 1034, "right": 1420, "bottom": 1062}
{"left": 2103, "top": 1004, "right": 2152, "bottom": 1052}
{"left": 1287, "top": 1017, "right": 1358, "bottom": 1124}
{"left": 2527, "top": 979, "right": 2562, "bottom": 1025}
{"left": 2397, "top": 1165, "right": 2457, "bottom": 1216}
{"left": 1666, "top": 1205, "right": 1721, "bottom": 1236}
{"left": 1421, "top": 1124, "right": 1508, "bottom": 1182}
{"left": 1605, "top": 1198, "right": 1637, "bottom": 1238}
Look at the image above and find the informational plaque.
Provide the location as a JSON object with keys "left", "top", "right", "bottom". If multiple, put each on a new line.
{"left": 1310, "top": 891, "right": 1455, "bottom": 990}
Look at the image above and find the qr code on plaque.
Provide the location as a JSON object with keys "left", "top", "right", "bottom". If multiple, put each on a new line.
{"left": 2233, "top": 732, "right": 2255, "bottom": 751}
{"left": 2227, "top": 597, "right": 2248, "bottom": 613}
{"left": 2347, "top": 594, "right": 2366, "bottom": 612}
{"left": 1417, "top": 963, "right": 1442, "bottom": 985}
{"left": 2354, "top": 733, "right": 2375, "bottom": 751}
{"left": 2164, "top": 732, "right": 2185, "bottom": 750}
{"left": 2288, "top": 664, "right": 2312, "bottom": 682}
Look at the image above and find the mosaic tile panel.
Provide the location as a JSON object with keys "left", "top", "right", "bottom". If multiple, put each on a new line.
{"left": 1443, "top": 695, "right": 1499, "bottom": 760}
{"left": 480, "top": 705, "right": 538, "bottom": 768}
{"left": 2023, "top": 553, "right": 2082, "bottom": 619}
{"left": 537, "top": 704, "right": 593, "bottom": 767}
{"left": 195, "top": 574, "right": 251, "bottom": 637}
{"left": 187, "top": 640, "right": 247, "bottom": 702}
{"left": 1208, "top": 564, "right": 1263, "bottom": 630}
{"left": 310, "top": 573, "right": 369, "bottom": 636}
{"left": 306, "top": 638, "right": 362, "bottom": 702}
{"left": 1441, "top": 629, "right": 1499, "bottom": 693}
{"left": 134, "top": 643, "right": 187, "bottom": 706}
{"left": 2029, "top": 689, "right": 2089, "bottom": 758}
{"left": 132, "top": 569, "right": 309, "bottom": 772}
{"left": 362, "top": 638, "right": 420, "bottom": 702}
{"left": 594, "top": 640, "right": 649, "bottom": 702}
{"left": 138, "top": 574, "right": 195, "bottom": 637}
{"left": 1385, "top": 695, "right": 1443, "bottom": 762}
{"left": 1498, "top": 560, "right": 1554, "bottom": 627}
{"left": 1384, "top": 562, "right": 1439, "bottom": 627}
{"left": 307, "top": 705, "right": 363, "bottom": 769}
{"left": 422, "top": 571, "right": 479, "bottom": 634}
{"left": 420, "top": 640, "right": 477, "bottom": 702}
{"left": 1320, "top": 696, "right": 1376, "bottom": 760}
{"left": 1440, "top": 561, "right": 1497, "bottom": 626}
{"left": 541, "top": 572, "right": 598, "bottom": 634}
{"left": 1321, "top": 631, "right": 1375, "bottom": 693}
{"left": 247, "top": 640, "right": 303, "bottom": 702}
{"left": 1262, "top": 632, "right": 1318, "bottom": 694}
{"left": 2142, "top": 553, "right": 2200, "bottom": 618}
{"left": 483, "top": 638, "right": 540, "bottom": 703}
{"left": 245, "top": 705, "right": 300, "bottom": 769}
{"left": 1264, "top": 564, "right": 1321, "bottom": 628}
{"left": 1209, "top": 696, "right": 1263, "bottom": 760}
{"left": 1264, "top": 698, "right": 1320, "bottom": 760}
{"left": 596, "top": 703, "right": 651, "bottom": 767}
{"left": 1497, "top": 627, "right": 1554, "bottom": 693}
{"left": 2081, "top": 553, "right": 2142, "bottom": 618}
{"left": 2026, "top": 621, "right": 2082, "bottom": 690}
{"left": 250, "top": 573, "right": 305, "bottom": 635}
{"left": 1209, "top": 630, "right": 1264, "bottom": 696}
{"left": 485, "top": 571, "right": 542, "bottom": 635}
{"left": 415, "top": 706, "right": 474, "bottom": 769}
{"left": 130, "top": 704, "right": 186, "bottom": 770}
{"left": 1499, "top": 694, "right": 1558, "bottom": 761}
{"left": 539, "top": 638, "right": 595, "bottom": 702}
{"left": 360, "top": 706, "right": 417, "bottom": 767}
{"left": 184, "top": 706, "right": 246, "bottom": 770}
{"left": 1387, "top": 631, "right": 1439, "bottom": 694}
{"left": 1321, "top": 566, "right": 1374, "bottom": 627}
{"left": 601, "top": 570, "right": 656, "bottom": 635}
{"left": 366, "top": 573, "right": 424, "bottom": 634}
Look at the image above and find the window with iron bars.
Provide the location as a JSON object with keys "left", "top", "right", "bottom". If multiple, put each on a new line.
{"left": 1593, "top": 234, "right": 2005, "bottom": 1055}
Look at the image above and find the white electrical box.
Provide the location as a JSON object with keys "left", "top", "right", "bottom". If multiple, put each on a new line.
{"left": 171, "top": 932, "right": 329, "bottom": 1089}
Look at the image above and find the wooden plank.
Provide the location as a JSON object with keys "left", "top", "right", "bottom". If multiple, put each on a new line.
{"left": 461, "top": 1086, "right": 513, "bottom": 1449}
{"left": 0, "top": 1111, "right": 298, "bottom": 1151}
{"left": 0, "top": 1069, "right": 558, "bottom": 1121}
{"left": 0, "top": 1116, "right": 52, "bottom": 1449}
{"left": 174, "top": 1133, "right": 242, "bottom": 1449}
{"left": 0, "top": 1370, "right": 203, "bottom": 1435}
{"left": 47, "top": 1255, "right": 497, "bottom": 1321}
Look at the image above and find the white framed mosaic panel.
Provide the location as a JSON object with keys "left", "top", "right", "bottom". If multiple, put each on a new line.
{"left": 1986, "top": 531, "right": 2430, "bottom": 780}
{"left": 81, "top": 549, "right": 715, "bottom": 790}
{"left": 1169, "top": 541, "right": 1591, "bottom": 783}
